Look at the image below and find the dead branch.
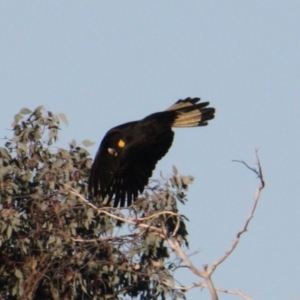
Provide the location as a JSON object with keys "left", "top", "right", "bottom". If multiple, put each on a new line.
{"left": 161, "top": 280, "right": 253, "bottom": 300}
{"left": 165, "top": 151, "right": 265, "bottom": 300}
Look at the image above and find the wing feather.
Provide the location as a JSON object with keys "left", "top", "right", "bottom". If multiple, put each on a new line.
{"left": 89, "top": 126, "right": 174, "bottom": 207}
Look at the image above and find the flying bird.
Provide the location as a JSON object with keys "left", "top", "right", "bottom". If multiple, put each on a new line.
{"left": 89, "top": 97, "right": 215, "bottom": 207}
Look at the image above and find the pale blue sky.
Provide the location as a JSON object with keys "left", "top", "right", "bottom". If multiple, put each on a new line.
{"left": 1, "top": 2, "right": 299, "bottom": 299}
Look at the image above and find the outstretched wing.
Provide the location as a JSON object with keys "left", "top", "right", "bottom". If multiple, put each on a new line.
{"left": 89, "top": 124, "right": 174, "bottom": 207}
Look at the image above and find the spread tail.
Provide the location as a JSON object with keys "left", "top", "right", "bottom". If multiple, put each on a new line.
{"left": 166, "top": 97, "right": 215, "bottom": 127}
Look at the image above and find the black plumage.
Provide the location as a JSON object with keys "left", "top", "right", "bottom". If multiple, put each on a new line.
{"left": 89, "top": 97, "right": 215, "bottom": 207}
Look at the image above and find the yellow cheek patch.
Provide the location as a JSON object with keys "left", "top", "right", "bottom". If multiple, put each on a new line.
{"left": 118, "top": 139, "right": 125, "bottom": 148}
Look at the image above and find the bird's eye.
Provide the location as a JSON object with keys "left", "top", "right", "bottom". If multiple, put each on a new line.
{"left": 118, "top": 139, "right": 125, "bottom": 148}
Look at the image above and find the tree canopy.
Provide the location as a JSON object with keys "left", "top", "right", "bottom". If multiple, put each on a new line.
{"left": 0, "top": 106, "right": 192, "bottom": 300}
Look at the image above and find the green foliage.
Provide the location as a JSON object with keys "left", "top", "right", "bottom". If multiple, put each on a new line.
{"left": 0, "top": 107, "right": 192, "bottom": 300}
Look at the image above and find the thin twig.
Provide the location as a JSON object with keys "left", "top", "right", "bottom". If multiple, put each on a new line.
{"left": 212, "top": 150, "right": 265, "bottom": 271}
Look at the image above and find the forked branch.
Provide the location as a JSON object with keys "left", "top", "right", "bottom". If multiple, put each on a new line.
{"left": 165, "top": 150, "right": 265, "bottom": 300}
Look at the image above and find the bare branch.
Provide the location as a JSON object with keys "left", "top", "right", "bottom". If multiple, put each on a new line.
{"left": 211, "top": 150, "right": 265, "bottom": 271}
{"left": 161, "top": 280, "right": 253, "bottom": 300}
{"left": 219, "top": 288, "right": 253, "bottom": 300}
{"left": 161, "top": 280, "right": 202, "bottom": 291}
{"left": 165, "top": 151, "right": 265, "bottom": 300}
{"left": 166, "top": 236, "right": 218, "bottom": 300}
